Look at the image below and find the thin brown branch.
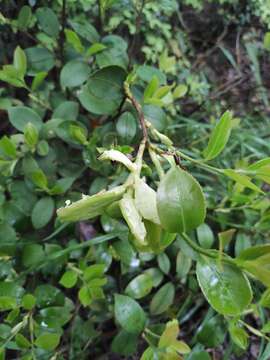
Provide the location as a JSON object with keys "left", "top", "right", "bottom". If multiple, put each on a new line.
{"left": 124, "top": 83, "right": 148, "bottom": 141}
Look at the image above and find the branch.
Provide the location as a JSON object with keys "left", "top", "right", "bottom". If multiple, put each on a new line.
{"left": 124, "top": 82, "right": 148, "bottom": 141}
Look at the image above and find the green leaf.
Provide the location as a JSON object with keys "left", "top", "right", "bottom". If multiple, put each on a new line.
{"left": 111, "top": 330, "right": 138, "bottom": 356}
{"left": 116, "top": 112, "right": 137, "bottom": 143}
{"left": 31, "top": 197, "right": 54, "bottom": 229}
{"left": 260, "top": 288, "right": 270, "bottom": 308}
{"left": 78, "top": 66, "right": 126, "bottom": 115}
{"left": 197, "top": 315, "right": 226, "bottom": 347}
{"left": 35, "top": 332, "right": 60, "bottom": 351}
{"left": 87, "top": 43, "right": 107, "bottom": 56}
{"left": 229, "top": 323, "right": 249, "bottom": 350}
{"left": 203, "top": 111, "right": 233, "bottom": 160}
{"left": 144, "top": 268, "right": 164, "bottom": 288}
{"left": 8, "top": 106, "right": 42, "bottom": 132}
{"left": 196, "top": 258, "right": 252, "bottom": 316}
{"left": 21, "top": 294, "right": 36, "bottom": 310}
{"left": 59, "top": 270, "right": 78, "bottom": 289}
{"left": 125, "top": 273, "right": 153, "bottom": 299}
{"left": 36, "top": 7, "right": 60, "bottom": 38}
{"left": 150, "top": 282, "right": 175, "bottom": 315}
{"left": 15, "top": 333, "right": 31, "bottom": 349}
{"left": 99, "top": 149, "right": 136, "bottom": 172}
{"left": 13, "top": 46, "right": 27, "bottom": 77}
{"left": 119, "top": 193, "right": 147, "bottom": 246}
{"left": 52, "top": 101, "right": 79, "bottom": 120}
{"left": 25, "top": 47, "right": 55, "bottom": 75}
{"left": 83, "top": 264, "right": 106, "bottom": 282}
{"left": 22, "top": 244, "right": 45, "bottom": 267}
{"left": 157, "top": 167, "right": 206, "bottom": 233}
{"left": 30, "top": 169, "right": 48, "bottom": 190}
{"left": 24, "top": 122, "right": 39, "bottom": 149}
{"left": 157, "top": 253, "right": 170, "bottom": 275}
{"left": 0, "top": 136, "right": 17, "bottom": 159}
{"left": 223, "top": 169, "right": 263, "bottom": 193}
{"left": 264, "top": 32, "right": 270, "bottom": 51}
{"left": 144, "top": 76, "right": 159, "bottom": 100}
{"left": 114, "top": 294, "right": 146, "bottom": 334}
{"left": 17, "top": 5, "right": 32, "bottom": 29}
{"left": 134, "top": 178, "right": 160, "bottom": 225}
{"left": 69, "top": 19, "right": 100, "bottom": 43}
{"left": 196, "top": 223, "right": 214, "bottom": 249}
{"left": 143, "top": 105, "right": 167, "bottom": 132}
{"left": 65, "top": 29, "right": 84, "bottom": 53}
{"left": 173, "top": 84, "right": 188, "bottom": 99}
{"left": 57, "top": 185, "right": 125, "bottom": 222}
{"left": 60, "top": 60, "right": 90, "bottom": 88}
{"left": 31, "top": 71, "right": 47, "bottom": 91}
{"left": 176, "top": 251, "right": 192, "bottom": 278}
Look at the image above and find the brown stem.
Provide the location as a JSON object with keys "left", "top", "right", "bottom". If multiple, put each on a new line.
{"left": 124, "top": 83, "right": 148, "bottom": 141}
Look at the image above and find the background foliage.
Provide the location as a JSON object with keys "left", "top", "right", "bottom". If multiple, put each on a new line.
{"left": 0, "top": 0, "right": 270, "bottom": 359}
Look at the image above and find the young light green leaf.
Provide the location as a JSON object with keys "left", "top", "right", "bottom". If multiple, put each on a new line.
{"left": 119, "top": 193, "right": 147, "bottom": 245}
{"left": 134, "top": 178, "right": 160, "bottom": 225}
{"left": 143, "top": 75, "right": 159, "bottom": 101}
{"left": 13, "top": 46, "right": 27, "bottom": 77}
{"left": 59, "top": 270, "right": 78, "bottom": 289}
{"left": 203, "top": 111, "right": 233, "bottom": 160}
{"left": 99, "top": 149, "right": 136, "bottom": 172}
{"left": 223, "top": 169, "right": 263, "bottom": 193}
{"left": 57, "top": 185, "right": 125, "bottom": 222}
{"left": 31, "top": 197, "right": 54, "bottom": 229}
{"left": 114, "top": 294, "right": 146, "bottom": 334}
{"left": 196, "top": 258, "right": 252, "bottom": 316}
{"left": 157, "top": 167, "right": 206, "bottom": 233}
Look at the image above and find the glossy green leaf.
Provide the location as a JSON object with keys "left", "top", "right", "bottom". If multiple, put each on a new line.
{"left": 116, "top": 112, "right": 137, "bottom": 143}
{"left": 25, "top": 46, "right": 55, "bottom": 74}
{"left": 157, "top": 167, "right": 206, "bottom": 233}
{"left": 150, "top": 282, "right": 175, "bottom": 315}
{"left": 196, "top": 223, "right": 214, "bottom": 249}
{"left": 52, "top": 101, "right": 79, "bottom": 120}
{"left": 36, "top": 7, "right": 60, "bottom": 38}
{"left": 203, "top": 110, "right": 233, "bottom": 160}
{"left": 57, "top": 185, "right": 125, "bottom": 222}
{"left": 196, "top": 258, "right": 252, "bottom": 316}
{"left": 125, "top": 273, "right": 153, "bottom": 299}
{"left": 78, "top": 66, "right": 126, "bottom": 115}
{"left": 60, "top": 60, "right": 90, "bottom": 88}
{"left": 8, "top": 106, "right": 42, "bottom": 132}
{"left": 114, "top": 294, "right": 146, "bottom": 334}
{"left": 157, "top": 253, "right": 170, "bottom": 275}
